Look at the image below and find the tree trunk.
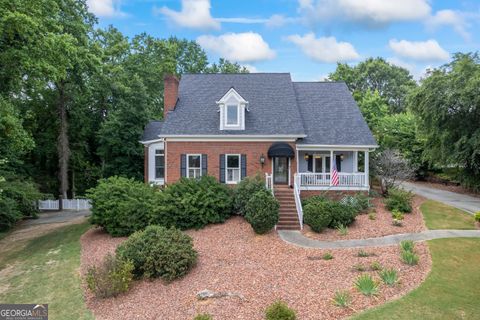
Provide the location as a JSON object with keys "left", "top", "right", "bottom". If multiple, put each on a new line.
{"left": 57, "top": 82, "right": 70, "bottom": 199}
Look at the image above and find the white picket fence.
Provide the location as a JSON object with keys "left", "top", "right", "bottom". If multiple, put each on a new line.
{"left": 38, "top": 199, "right": 92, "bottom": 211}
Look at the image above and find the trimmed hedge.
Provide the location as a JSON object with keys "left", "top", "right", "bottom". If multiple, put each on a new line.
{"left": 233, "top": 174, "right": 266, "bottom": 216}
{"left": 245, "top": 190, "right": 279, "bottom": 234}
{"left": 87, "top": 176, "right": 159, "bottom": 236}
{"left": 303, "top": 202, "right": 332, "bottom": 232}
{"left": 116, "top": 225, "right": 197, "bottom": 281}
{"left": 265, "top": 301, "right": 296, "bottom": 320}
{"left": 152, "top": 176, "right": 233, "bottom": 230}
{"left": 303, "top": 196, "right": 358, "bottom": 232}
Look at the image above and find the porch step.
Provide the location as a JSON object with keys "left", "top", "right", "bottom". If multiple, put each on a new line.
{"left": 273, "top": 186, "right": 301, "bottom": 231}
{"left": 277, "top": 224, "right": 301, "bottom": 230}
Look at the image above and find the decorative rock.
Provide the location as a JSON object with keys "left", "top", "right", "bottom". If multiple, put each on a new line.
{"left": 197, "top": 289, "right": 244, "bottom": 300}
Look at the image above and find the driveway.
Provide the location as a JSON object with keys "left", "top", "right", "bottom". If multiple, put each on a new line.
{"left": 21, "top": 209, "right": 90, "bottom": 227}
{"left": 401, "top": 181, "right": 480, "bottom": 214}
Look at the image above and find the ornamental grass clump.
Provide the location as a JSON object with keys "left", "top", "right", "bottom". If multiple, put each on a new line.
{"left": 355, "top": 274, "right": 379, "bottom": 296}
{"left": 336, "top": 224, "right": 348, "bottom": 236}
{"left": 380, "top": 268, "right": 399, "bottom": 286}
{"left": 333, "top": 290, "right": 351, "bottom": 308}
{"left": 399, "top": 240, "right": 419, "bottom": 265}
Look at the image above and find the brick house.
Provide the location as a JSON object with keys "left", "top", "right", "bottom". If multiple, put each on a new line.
{"left": 141, "top": 73, "right": 377, "bottom": 229}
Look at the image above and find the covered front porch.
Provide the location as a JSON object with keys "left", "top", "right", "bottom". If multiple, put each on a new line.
{"left": 295, "top": 146, "right": 371, "bottom": 191}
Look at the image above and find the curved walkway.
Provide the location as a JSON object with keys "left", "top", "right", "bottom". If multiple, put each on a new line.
{"left": 278, "top": 229, "right": 480, "bottom": 249}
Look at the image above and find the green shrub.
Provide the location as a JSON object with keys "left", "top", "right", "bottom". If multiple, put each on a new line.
{"left": 245, "top": 190, "right": 279, "bottom": 234}
{"left": 401, "top": 250, "right": 419, "bottom": 266}
{"left": 333, "top": 290, "right": 351, "bottom": 308}
{"left": 322, "top": 252, "right": 333, "bottom": 260}
{"left": 87, "top": 176, "right": 159, "bottom": 236}
{"left": 193, "top": 314, "right": 212, "bottom": 320}
{"left": 370, "top": 261, "right": 383, "bottom": 271}
{"left": 328, "top": 202, "right": 358, "bottom": 228}
{"left": 152, "top": 176, "right": 233, "bottom": 230}
{"left": 354, "top": 193, "right": 371, "bottom": 212}
{"left": 353, "top": 264, "right": 367, "bottom": 272}
{"left": 116, "top": 225, "right": 197, "bottom": 281}
{"left": 368, "top": 212, "right": 376, "bottom": 220}
{"left": 357, "top": 250, "right": 372, "bottom": 257}
{"left": 303, "top": 202, "right": 332, "bottom": 232}
{"left": 379, "top": 268, "right": 398, "bottom": 286}
{"left": 354, "top": 274, "right": 379, "bottom": 296}
{"left": 233, "top": 174, "right": 266, "bottom": 216}
{"left": 0, "top": 195, "right": 21, "bottom": 231}
{"left": 265, "top": 301, "right": 296, "bottom": 320}
{"left": 302, "top": 195, "right": 327, "bottom": 207}
{"left": 400, "top": 240, "right": 414, "bottom": 253}
{"left": 385, "top": 188, "right": 413, "bottom": 213}
{"left": 85, "top": 253, "right": 134, "bottom": 298}
{"left": 474, "top": 212, "right": 480, "bottom": 222}
{"left": 336, "top": 224, "right": 348, "bottom": 236}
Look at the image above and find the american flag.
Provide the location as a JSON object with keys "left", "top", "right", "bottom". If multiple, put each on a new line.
{"left": 331, "top": 161, "right": 339, "bottom": 186}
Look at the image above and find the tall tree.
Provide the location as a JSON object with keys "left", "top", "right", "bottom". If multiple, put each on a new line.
{"left": 409, "top": 52, "right": 480, "bottom": 186}
{"left": 205, "top": 58, "right": 249, "bottom": 73}
{"left": 329, "top": 57, "right": 416, "bottom": 112}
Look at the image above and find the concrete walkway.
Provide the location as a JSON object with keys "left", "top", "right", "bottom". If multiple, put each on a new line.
{"left": 278, "top": 229, "right": 480, "bottom": 249}
{"left": 401, "top": 181, "right": 480, "bottom": 214}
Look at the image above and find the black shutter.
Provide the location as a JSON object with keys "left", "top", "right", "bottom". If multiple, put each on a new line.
{"left": 202, "top": 154, "right": 208, "bottom": 176}
{"left": 180, "top": 154, "right": 186, "bottom": 177}
{"left": 219, "top": 154, "right": 225, "bottom": 183}
{"left": 336, "top": 155, "right": 342, "bottom": 172}
{"left": 307, "top": 155, "right": 313, "bottom": 172}
{"left": 241, "top": 154, "right": 247, "bottom": 180}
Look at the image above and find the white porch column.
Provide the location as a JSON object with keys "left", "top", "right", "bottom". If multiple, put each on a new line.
{"left": 329, "top": 150, "right": 334, "bottom": 186}
{"left": 353, "top": 151, "right": 358, "bottom": 172}
{"left": 364, "top": 150, "right": 369, "bottom": 187}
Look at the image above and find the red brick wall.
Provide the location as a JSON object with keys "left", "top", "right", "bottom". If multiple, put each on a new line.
{"left": 164, "top": 75, "right": 179, "bottom": 119}
{"left": 165, "top": 141, "right": 297, "bottom": 185}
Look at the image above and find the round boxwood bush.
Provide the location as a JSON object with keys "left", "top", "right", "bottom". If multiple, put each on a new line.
{"left": 116, "top": 225, "right": 197, "bottom": 281}
{"left": 245, "top": 189, "right": 279, "bottom": 234}
{"left": 151, "top": 176, "right": 233, "bottom": 230}
{"left": 233, "top": 174, "right": 266, "bottom": 216}
{"left": 328, "top": 201, "right": 358, "bottom": 228}
{"left": 265, "top": 301, "right": 296, "bottom": 320}
{"left": 303, "top": 202, "right": 332, "bottom": 232}
{"left": 87, "top": 176, "right": 160, "bottom": 236}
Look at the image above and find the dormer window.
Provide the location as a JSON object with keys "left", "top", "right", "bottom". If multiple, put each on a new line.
{"left": 226, "top": 104, "right": 239, "bottom": 126}
{"left": 217, "top": 88, "right": 248, "bottom": 131}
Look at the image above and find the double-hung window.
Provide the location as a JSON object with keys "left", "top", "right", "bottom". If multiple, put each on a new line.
{"left": 187, "top": 154, "right": 202, "bottom": 178}
{"left": 226, "top": 154, "right": 241, "bottom": 184}
{"left": 226, "top": 104, "right": 239, "bottom": 126}
{"left": 155, "top": 150, "right": 165, "bottom": 180}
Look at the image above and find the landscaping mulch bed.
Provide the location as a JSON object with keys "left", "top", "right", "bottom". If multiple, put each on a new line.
{"left": 81, "top": 217, "right": 431, "bottom": 320}
{"left": 303, "top": 196, "right": 426, "bottom": 241}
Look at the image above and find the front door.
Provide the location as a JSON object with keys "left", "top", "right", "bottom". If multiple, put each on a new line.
{"left": 273, "top": 157, "right": 288, "bottom": 184}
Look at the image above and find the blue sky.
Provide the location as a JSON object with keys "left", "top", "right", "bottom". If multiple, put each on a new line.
{"left": 88, "top": 0, "right": 480, "bottom": 81}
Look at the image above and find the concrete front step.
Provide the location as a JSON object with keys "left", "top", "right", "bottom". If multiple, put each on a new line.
{"left": 277, "top": 225, "right": 301, "bottom": 230}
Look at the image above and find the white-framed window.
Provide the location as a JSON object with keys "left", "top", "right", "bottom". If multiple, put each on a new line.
{"left": 187, "top": 154, "right": 202, "bottom": 178}
{"left": 225, "top": 104, "right": 239, "bottom": 126}
{"left": 155, "top": 150, "right": 165, "bottom": 179}
{"left": 226, "top": 154, "right": 241, "bottom": 184}
{"left": 312, "top": 154, "right": 331, "bottom": 173}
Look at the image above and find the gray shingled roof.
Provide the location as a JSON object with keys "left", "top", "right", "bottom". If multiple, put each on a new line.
{"left": 293, "top": 82, "right": 377, "bottom": 146}
{"left": 159, "top": 73, "right": 306, "bottom": 136}
{"left": 141, "top": 74, "right": 376, "bottom": 146}
{"left": 142, "top": 120, "right": 163, "bottom": 141}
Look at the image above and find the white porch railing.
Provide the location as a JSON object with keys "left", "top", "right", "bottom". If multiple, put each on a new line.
{"left": 265, "top": 173, "right": 274, "bottom": 195}
{"left": 293, "top": 174, "right": 303, "bottom": 229}
{"left": 38, "top": 199, "right": 92, "bottom": 211}
{"left": 298, "top": 172, "right": 367, "bottom": 188}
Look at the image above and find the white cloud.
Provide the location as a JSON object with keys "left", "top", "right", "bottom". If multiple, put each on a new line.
{"left": 389, "top": 39, "right": 450, "bottom": 62}
{"left": 155, "top": 0, "right": 220, "bottom": 30}
{"left": 196, "top": 32, "right": 276, "bottom": 63}
{"left": 287, "top": 33, "right": 360, "bottom": 63}
{"left": 426, "top": 10, "right": 470, "bottom": 41}
{"left": 216, "top": 14, "right": 294, "bottom": 28}
{"left": 298, "top": 0, "right": 431, "bottom": 26}
{"left": 86, "top": 0, "right": 125, "bottom": 18}
{"left": 244, "top": 64, "right": 259, "bottom": 73}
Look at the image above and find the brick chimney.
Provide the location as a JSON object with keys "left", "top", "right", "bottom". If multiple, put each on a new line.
{"left": 164, "top": 74, "right": 179, "bottom": 119}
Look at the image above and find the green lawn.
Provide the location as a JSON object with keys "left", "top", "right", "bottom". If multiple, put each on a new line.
{"left": 421, "top": 200, "right": 476, "bottom": 230}
{"left": 352, "top": 200, "right": 480, "bottom": 320}
{"left": 0, "top": 223, "right": 94, "bottom": 320}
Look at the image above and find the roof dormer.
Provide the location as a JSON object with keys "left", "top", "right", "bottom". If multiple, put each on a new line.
{"left": 216, "top": 88, "right": 248, "bottom": 131}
